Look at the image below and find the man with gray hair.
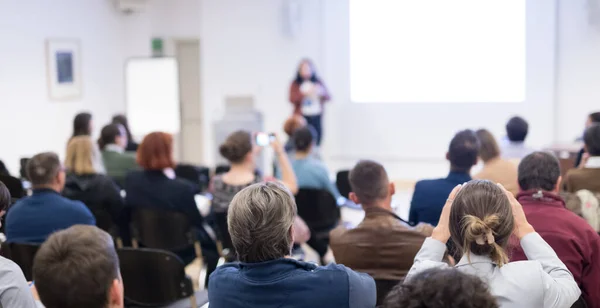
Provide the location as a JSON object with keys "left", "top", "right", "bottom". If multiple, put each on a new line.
{"left": 208, "top": 182, "right": 376, "bottom": 308}
{"left": 6, "top": 152, "right": 95, "bottom": 243}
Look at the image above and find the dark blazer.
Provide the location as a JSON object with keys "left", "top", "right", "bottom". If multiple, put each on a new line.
{"left": 124, "top": 170, "right": 203, "bottom": 228}
{"left": 409, "top": 172, "right": 471, "bottom": 226}
{"left": 6, "top": 189, "right": 95, "bottom": 243}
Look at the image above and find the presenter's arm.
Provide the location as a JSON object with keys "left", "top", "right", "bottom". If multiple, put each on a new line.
{"left": 289, "top": 82, "right": 303, "bottom": 114}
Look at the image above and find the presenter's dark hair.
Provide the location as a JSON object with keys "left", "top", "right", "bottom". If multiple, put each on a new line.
{"left": 294, "top": 58, "right": 319, "bottom": 84}
{"left": 72, "top": 112, "right": 92, "bottom": 137}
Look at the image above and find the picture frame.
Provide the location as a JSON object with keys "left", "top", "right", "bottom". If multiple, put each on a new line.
{"left": 46, "top": 39, "right": 82, "bottom": 100}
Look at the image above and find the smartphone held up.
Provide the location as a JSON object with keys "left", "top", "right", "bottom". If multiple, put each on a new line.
{"left": 255, "top": 132, "right": 275, "bottom": 147}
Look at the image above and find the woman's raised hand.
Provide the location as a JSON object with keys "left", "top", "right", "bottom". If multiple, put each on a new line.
{"left": 432, "top": 184, "right": 462, "bottom": 243}
{"left": 497, "top": 183, "right": 535, "bottom": 239}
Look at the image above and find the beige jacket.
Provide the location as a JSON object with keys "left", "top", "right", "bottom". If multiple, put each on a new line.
{"left": 473, "top": 157, "right": 519, "bottom": 196}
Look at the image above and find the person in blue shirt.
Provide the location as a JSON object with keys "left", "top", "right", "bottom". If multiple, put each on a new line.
{"left": 291, "top": 125, "right": 342, "bottom": 201}
{"left": 6, "top": 152, "right": 95, "bottom": 244}
{"left": 409, "top": 130, "right": 479, "bottom": 226}
{"left": 209, "top": 182, "right": 376, "bottom": 308}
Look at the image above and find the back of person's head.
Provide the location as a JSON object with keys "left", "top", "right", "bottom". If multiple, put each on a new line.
{"left": 98, "top": 124, "right": 127, "bottom": 151}
{"left": 505, "top": 116, "right": 528, "bottom": 142}
{"left": 72, "top": 112, "right": 93, "bottom": 137}
{"left": 111, "top": 114, "right": 133, "bottom": 141}
{"left": 26, "top": 152, "right": 64, "bottom": 188}
{"left": 0, "top": 181, "right": 10, "bottom": 213}
{"left": 383, "top": 268, "right": 498, "bottom": 308}
{"left": 0, "top": 160, "right": 9, "bottom": 176}
{"left": 518, "top": 151, "right": 561, "bottom": 192}
{"left": 293, "top": 125, "right": 317, "bottom": 152}
{"left": 219, "top": 130, "right": 253, "bottom": 164}
{"left": 65, "top": 136, "right": 105, "bottom": 175}
{"left": 137, "top": 132, "right": 175, "bottom": 170}
{"left": 475, "top": 129, "right": 500, "bottom": 163}
{"left": 228, "top": 182, "right": 296, "bottom": 263}
{"left": 448, "top": 130, "right": 480, "bottom": 171}
{"left": 349, "top": 160, "right": 391, "bottom": 207}
{"left": 450, "top": 180, "right": 514, "bottom": 267}
{"left": 584, "top": 124, "right": 600, "bottom": 156}
{"left": 33, "top": 225, "right": 123, "bottom": 308}
{"left": 283, "top": 115, "right": 307, "bottom": 137}
{"left": 589, "top": 112, "right": 600, "bottom": 124}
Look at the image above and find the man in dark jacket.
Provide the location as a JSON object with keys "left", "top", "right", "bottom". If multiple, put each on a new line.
{"left": 510, "top": 152, "right": 600, "bottom": 308}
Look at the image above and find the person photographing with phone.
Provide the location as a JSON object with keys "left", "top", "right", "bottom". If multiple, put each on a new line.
{"left": 289, "top": 59, "right": 330, "bottom": 146}
{"left": 405, "top": 180, "right": 580, "bottom": 308}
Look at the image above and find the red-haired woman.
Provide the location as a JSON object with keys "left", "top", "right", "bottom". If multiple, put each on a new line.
{"left": 124, "top": 132, "right": 218, "bottom": 277}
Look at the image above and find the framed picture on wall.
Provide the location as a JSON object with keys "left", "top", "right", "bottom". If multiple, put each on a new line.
{"left": 46, "top": 39, "right": 82, "bottom": 100}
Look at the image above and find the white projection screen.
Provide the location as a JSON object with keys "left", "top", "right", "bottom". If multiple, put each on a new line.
{"left": 126, "top": 58, "right": 180, "bottom": 136}
{"left": 349, "top": 0, "right": 526, "bottom": 103}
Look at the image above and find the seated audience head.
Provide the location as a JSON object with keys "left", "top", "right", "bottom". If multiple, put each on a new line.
{"left": 586, "top": 112, "right": 600, "bottom": 128}
{"left": 33, "top": 225, "right": 123, "bottom": 308}
{"left": 293, "top": 125, "right": 317, "bottom": 154}
{"left": 0, "top": 181, "right": 9, "bottom": 217}
{"left": 383, "top": 268, "right": 498, "bottom": 308}
{"left": 26, "top": 152, "right": 65, "bottom": 192}
{"left": 283, "top": 115, "right": 307, "bottom": 137}
{"left": 518, "top": 151, "right": 561, "bottom": 193}
{"left": 228, "top": 182, "right": 295, "bottom": 262}
{"left": 65, "top": 136, "right": 105, "bottom": 175}
{"left": 475, "top": 129, "right": 500, "bottom": 163}
{"left": 584, "top": 124, "right": 600, "bottom": 157}
{"left": 111, "top": 114, "right": 134, "bottom": 142}
{"left": 450, "top": 180, "right": 513, "bottom": 266}
{"left": 348, "top": 160, "right": 393, "bottom": 208}
{"left": 137, "top": 132, "right": 175, "bottom": 171}
{"left": 219, "top": 130, "right": 256, "bottom": 166}
{"left": 98, "top": 124, "right": 128, "bottom": 151}
{"left": 447, "top": 130, "right": 480, "bottom": 173}
{"left": 72, "top": 112, "right": 93, "bottom": 137}
{"left": 505, "top": 116, "right": 528, "bottom": 143}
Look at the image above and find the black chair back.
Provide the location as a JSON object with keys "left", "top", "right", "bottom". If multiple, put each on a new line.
{"left": 117, "top": 248, "right": 194, "bottom": 307}
{"left": 86, "top": 204, "right": 119, "bottom": 237}
{"left": 571, "top": 296, "right": 588, "bottom": 308}
{"left": 215, "top": 165, "right": 230, "bottom": 175}
{"left": 0, "top": 175, "right": 25, "bottom": 199}
{"left": 131, "top": 207, "right": 195, "bottom": 252}
{"left": 1, "top": 242, "right": 41, "bottom": 281}
{"left": 213, "top": 212, "right": 235, "bottom": 261}
{"left": 295, "top": 189, "right": 340, "bottom": 231}
{"left": 175, "top": 164, "right": 210, "bottom": 193}
{"left": 336, "top": 170, "right": 351, "bottom": 199}
{"left": 375, "top": 279, "right": 401, "bottom": 306}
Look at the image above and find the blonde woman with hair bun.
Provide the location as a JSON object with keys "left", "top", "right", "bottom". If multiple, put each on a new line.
{"left": 405, "top": 180, "right": 581, "bottom": 308}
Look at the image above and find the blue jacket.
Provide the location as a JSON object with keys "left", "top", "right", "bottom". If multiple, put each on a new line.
{"left": 409, "top": 172, "right": 471, "bottom": 226}
{"left": 6, "top": 189, "right": 95, "bottom": 243}
{"left": 208, "top": 258, "right": 376, "bottom": 308}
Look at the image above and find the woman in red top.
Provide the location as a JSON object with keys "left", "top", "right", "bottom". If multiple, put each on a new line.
{"left": 289, "top": 59, "right": 330, "bottom": 146}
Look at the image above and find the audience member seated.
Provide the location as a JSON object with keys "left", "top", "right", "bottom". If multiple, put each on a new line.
{"left": 330, "top": 160, "right": 428, "bottom": 282}
{"left": 32, "top": 225, "right": 123, "bottom": 308}
{"left": 0, "top": 160, "right": 9, "bottom": 176}
{"left": 211, "top": 130, "right": 297, "bottom": 215}
{"left": 473, "top": 129, "right": 519, "bottom": 196}
{"left": 383, "top": 268, "right": 498, "bottom": 308}
{"left": 112, "top": 114, "right": 138, "bottom": 152}
{"left": 98, "top": 124, "right": 138, "bottom": 187}
{"left": 62, "top": 136, "right": 125, "bottom": 234}
{"left": 6, "top": 152, "right": 95, "bottom": 243}
{"left": 283, "top": 114, "right": 307, "bottom": 153}
{"left": 501, "top": 116, "right": 533, "bottom": 160}
{"left": 71, "top": 112, "right": 93, "bottom": 140}
{"left": 124, "top": 132, "right": 218, "bottom": 269}
{"left": 410, "top": 130, "right": 479, "bottom": 226}
{"left": 575, "top": 112, "right": 600, "bottom": 167}
{"left": 406, "top": 180, "right": 580, "bottom": 308}
{"left": 291, "top": 126, "right": 342, "bottom": 201}
{"left": 565, "top": 124, "right": 600, "bottom": 193}
{"left": 510, "top": 152, "right": 600, "bottom": 307}
{"left": 0, "top": 181, "right": 39, "bottom": 307}
{"left": 208, "top": 182, "right": 376, "bottom": 308}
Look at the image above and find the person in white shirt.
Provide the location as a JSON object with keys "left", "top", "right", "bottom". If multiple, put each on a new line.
{"left": 501, "top": 116, "right": 534, "bottom": 161}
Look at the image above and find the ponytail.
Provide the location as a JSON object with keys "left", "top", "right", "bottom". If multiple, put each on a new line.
{"left": 462, "top": 214, "right": 509, "bottom": 267}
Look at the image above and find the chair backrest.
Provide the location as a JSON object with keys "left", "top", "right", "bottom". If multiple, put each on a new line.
{"left": 374, "top": 279, "right": 401, "bottom": 306}
{"left": 0, "top": 175, "right": 25, "bottom": 199}
{"left": 1, "top": 242, "right": 41, "bottom": 281}
{"left": 295, "top": 188, "right": 340, "bottom": 231}
{"left": 131, "top": 207, "right": 195, "bottom": 251}
{"left": 86, "top": 203, "right": 119, "bottom": 237}
{"left": 571, "top": 296, "right": 588, "bottom": 308}
{"left": 175, "top": 164, "right": 210, "bottom": 193}
{"left": 117, "top": 248, "right": 194, "bottom": 306}
{"left": 213, "top": 212, "right": 236, "bottom": 261}
{"left": 336, "top": 170, "right": 351, "bottom": 199}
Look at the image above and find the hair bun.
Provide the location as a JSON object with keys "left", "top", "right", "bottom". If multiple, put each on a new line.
{"left": 463, "top": 214, "right": 499, "bottom": 245}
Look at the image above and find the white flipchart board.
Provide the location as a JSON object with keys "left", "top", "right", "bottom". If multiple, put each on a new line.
{"left": 125, "top": 58, "right": 180, "bottom": 136}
